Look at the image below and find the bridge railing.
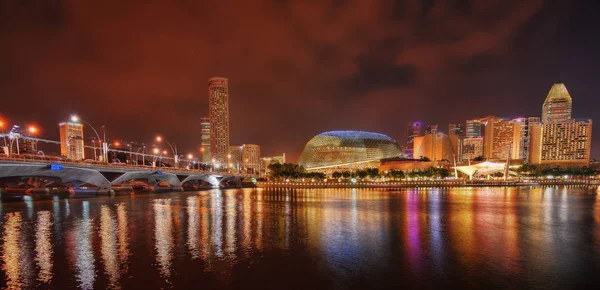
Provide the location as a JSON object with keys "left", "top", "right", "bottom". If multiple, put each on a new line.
{"left": 0, "top": 154, "right": 256, "bottom": 177}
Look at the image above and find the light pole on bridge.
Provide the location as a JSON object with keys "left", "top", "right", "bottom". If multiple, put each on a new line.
{"left": 71, "top": 115, "right": 102, "bottom": 162}
{"left": 156, "top": 136, "right": 178, "bottom": 167}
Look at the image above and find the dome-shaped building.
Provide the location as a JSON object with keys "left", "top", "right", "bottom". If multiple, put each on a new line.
{"left": 298, "top": 130, "right": 403, "bottom": 171}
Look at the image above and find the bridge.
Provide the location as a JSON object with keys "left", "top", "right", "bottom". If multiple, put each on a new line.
{"left": 0, "top": 157, "right": 257, "bottom": 197}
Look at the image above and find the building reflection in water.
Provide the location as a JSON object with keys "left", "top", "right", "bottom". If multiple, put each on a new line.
{"left": 406, "top": 189, "right": 423, "bottom": 274}
{"left": 35, "top": 211, "right": 53, "bottom": 284}
{"left": 225, "top": 191, "right": 237, "bottom": 257}
{"left": 428, "top": 189, "right": 444, "bottom": 274}
{"left": 187, "top": 196, "right": 200, "bottom": 259}
{"left": 154, "top": 198, "right": 174, "bottom": 281}
{"left": 75, "top": 201, "right": 95, "bottom": 289}
{"left": 116, "top": 203, "right": 130, "bottom": 270}
{"left": 211, "top": 192, "right": 223, "bottom": 257}
{"left": 100, "top": 205, "right": 120, "bottom": 289}
{"left": 2, "top": 212, "right": 24, "bottom": 289}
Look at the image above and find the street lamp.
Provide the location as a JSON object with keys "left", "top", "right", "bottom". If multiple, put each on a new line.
{"left": 136, "top": 145, "right": 146, "bottom": 166}
{"left": 156, "top": 135, "right": 178, "bottom": 167}
{"left": 0, "top": 119, "right": 7, "bottom": 149}
{"left": 71, "top": 115, "right": 103, "bottom": 162}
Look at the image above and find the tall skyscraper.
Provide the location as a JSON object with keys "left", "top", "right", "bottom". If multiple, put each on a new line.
{"left": 200, "top": 117, "right": 211, "bottom": 163}
{"left": 405, "top": 121, "right": 422, "bottom": 159}
{"left": 208, "top": 77, "right": 230, "bottom": 164}
{"left": 425, "top": 124, "right": 438, "bottom": 135}
{"left": 449, "top": 123, "right": 464, "bottom": 137}
{"left": 542, "top": 83, "right": 572, "bottom": 123}
{"left": 530, "top": 83, "right": 593, "bottom": 167}
{"left": 465, "top": 119, "right": 483, "bottom": 138}
{"left": 59, "top": 121, "right": 85, "bottom": 160}
{"left": 483, "top": 117, "right": 514, "bottom": 160}
{"left": 512, "top": 117, "right": 540, "bottom": 162}
{"left": 406, "top": 121, "right": 422, "bottom": 144}
{"left": 448, "top": 123, "right": 463, "bottom": 161}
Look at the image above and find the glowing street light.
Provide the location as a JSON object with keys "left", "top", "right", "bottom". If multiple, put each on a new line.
{"left": 27, "top": 125, "right": 38, "bottom": 134}
{"left": 70, "top": 114, "right": 103, "bottom": 162}
{"left": 155, "top": 135, "right": 178, "bottom": 167}
{"left": 153, "top": 148, "right": 160, "bottom": 154}
{"left": 187, "top": 154, "right": 193, "bottom": 160}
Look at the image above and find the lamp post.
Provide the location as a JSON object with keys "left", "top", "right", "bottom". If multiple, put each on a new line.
{"left": 0, "top": 119, "right": 7, "bottom": 149}
{"left": 136, "top": 146, "right": 146, "bottom": 166}
{"left": 71, "top": 115, "right": 102, "bottom": 161}
{"left": 156, "top": 136, "right": 178, "bottom": 167}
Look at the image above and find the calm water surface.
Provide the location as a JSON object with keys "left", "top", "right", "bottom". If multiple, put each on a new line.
{"left": 1, "top": 187, "right": 600, "bottom": 289}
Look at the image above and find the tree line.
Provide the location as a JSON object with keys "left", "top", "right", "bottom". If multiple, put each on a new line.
{"left": 517, "top": 164, "right": 597, "bottom": 177}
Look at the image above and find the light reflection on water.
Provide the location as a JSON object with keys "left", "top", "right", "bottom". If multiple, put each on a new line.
{"left": 0, "top": 187, "right": 599, "bottom": 289}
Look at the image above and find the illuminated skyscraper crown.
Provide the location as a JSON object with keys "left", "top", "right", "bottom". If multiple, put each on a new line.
{"left": 542, "top": 83, "right": 572, "bottom": 123}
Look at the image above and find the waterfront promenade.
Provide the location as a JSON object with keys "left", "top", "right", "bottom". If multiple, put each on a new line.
{"left": 257, "top": 179, "right": 599, "bottom": 189}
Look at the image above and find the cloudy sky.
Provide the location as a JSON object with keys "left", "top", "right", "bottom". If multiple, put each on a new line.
{"left": 1, "top": 0, "right": 599, "bottom": 161}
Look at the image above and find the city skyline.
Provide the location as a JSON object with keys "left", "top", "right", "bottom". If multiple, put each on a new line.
{"left": 1, "top": 1, "right": 599, "bottom": 162}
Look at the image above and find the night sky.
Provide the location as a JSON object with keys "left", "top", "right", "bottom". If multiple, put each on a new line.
{"left": 1, "top": 0, "right": 599, "bottom": 162}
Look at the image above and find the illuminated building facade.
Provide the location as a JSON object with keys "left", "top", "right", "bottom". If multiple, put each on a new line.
{"left": 460, "top": 137, "right": 484, "bottom": 162}
{"left": 413, "top": 132, "right": 454, "bottom": 161}
{"left": 200, "top": 117, "right": 211, "bottom": 163}
{"left": 405, "top": 121, "right": 422, "bottom": 159}
{"left": 538, "top": 120, "right": 592, "bottom": 166}
{"left": 542, "top": 83, "right": 572, "bottom": 123}
{"left": 299, "top": 131, "right": 402, "bottom": 172}
{"left": 529, "top": 83, "right": 592, "bottom": 167}
{"left": 425, "top": 124, "right": 438, "bottom": 134}
{"left": 208, "top": 77, "right": 230, "bottom": 164}
{"left": 448, "top": 123, "right": 463, "bottom": 161}
{"left": 241, "top": 144, "right": 261, "bottom": 172}
{"left": 484, "top": 117, "right": 515, "bottom": 160}
{"left": 511, "top": 117, "right": 540, "bottom": 162}
{"left": 406, "top": 121, "right": 422, "bottom": 144}
{"left": 228, "top": 145, "right": 242, "bottom": 167}
{"left": 59, "top": 122, "right": 85, "bottom": 160}
{"left": 465, "top": 119, "right": 483, "bottom": 138}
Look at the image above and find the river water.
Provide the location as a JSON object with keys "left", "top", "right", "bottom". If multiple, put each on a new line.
{"left": 1, "top": 187, "right": 599, "bottom": 289}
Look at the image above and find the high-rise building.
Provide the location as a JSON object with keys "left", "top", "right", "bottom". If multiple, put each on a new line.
{"left": 425, "top": 124, "right": 438, "bottom": 135}
{"left": 512, "top": 117, "right": 540, "bottom": 162}
{"left": 406, "top": 121, "right": 422, "bottom": 144}
{"left": 484, "top": 117, "right": 514, "bottom": 160}
{"left": 530, "top": 83, "right": 593, "bottom": 167}
{"left": 449, "top": 123, "right": 464, "bottom": 137}
{"left": 413, "top": 132, "right": 453, "bottom": 161}
{"left": 241, "top": 144, "right": 261, "bottom": 173}
{"left": 542, "top": 83, "right": 572, "bottom": 123}
{"left": 533, "top": 120, "right": 593, "bottom": 166}
{"left": 448, "top": 123, "right": 463, "bottom": 161}
{"left": 460, "top": 137, "right": 484, "bottom": 162}
{"left": 59, "top": 121, "right": 85, "bottom": 160}
{"left": 208, "top": 77, "right": 230, "bottom": 164}
{"left": 465, "top": 119, "right": 483, "bottom": 138}
{"left": 200, "top": 117, "right": 211, "bottom": 163}
{"left": 405, "top": 121, "right": 422, "bottom": 159}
